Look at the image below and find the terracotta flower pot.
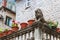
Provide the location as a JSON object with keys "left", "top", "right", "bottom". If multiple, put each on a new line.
{"left": 11, "top": 26, "right": 19, "bottom": 32}
{"left": 0, "top": 33, "right": 4, "bottom": 38}
{"left": 56, "top": 28, "right": 60, "bottom": 33}
{"left": 28, "top": 20, "right": 35, "bottom": 25}
{"left": 20, "top": 23, "right": 28, "bottom": 29}
{"left": 3, "top": 31, "right": 8, "bottom": 36}
{"left": 12, "top": 20, "right": 15, "bottom": 23}
{"left": 3, "top": 30, "right": 13, "bottom": 36}
{"left": 7, "top": 30, "right": 13, "bottom": 35}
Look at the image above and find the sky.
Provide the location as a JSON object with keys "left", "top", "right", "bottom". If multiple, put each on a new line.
{"left": 0, "top": 0, "right": 2, "bottom": 2}
{"left": 0, "top": 0, "right": 16, "bottom": 2}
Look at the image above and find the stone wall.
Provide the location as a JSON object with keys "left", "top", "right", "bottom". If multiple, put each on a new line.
{"left": 16, "top": 0, "right": 60, "bottom": 28}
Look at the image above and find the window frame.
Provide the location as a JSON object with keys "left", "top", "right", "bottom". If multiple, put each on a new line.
{"left": 5, "top": 16, "right": 12, "bottom": 27}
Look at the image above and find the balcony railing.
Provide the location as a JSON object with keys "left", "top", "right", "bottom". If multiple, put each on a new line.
{"left": 0, "top": 21, "right": 60, "bottom": 40}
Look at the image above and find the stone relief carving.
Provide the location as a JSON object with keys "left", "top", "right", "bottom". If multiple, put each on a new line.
{"left": 35, "top": 8, "right": 47, "bottom": 23}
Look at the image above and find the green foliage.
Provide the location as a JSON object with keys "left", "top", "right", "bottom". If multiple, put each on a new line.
{"left": 48, "top": 21, "right": 58, "bottom": 28}
{"left": 0, "top": 28, "right": 3, "bottom": 33}
{"left": 12, "top": 23, "right": 18, "bottom": 27}
{"left": 5, "top": 29, "right": 8, "bottom": 31}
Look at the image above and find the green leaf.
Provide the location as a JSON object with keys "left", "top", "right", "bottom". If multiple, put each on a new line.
{"left": 0, "top": 28, "right": 3, "bottom": 33}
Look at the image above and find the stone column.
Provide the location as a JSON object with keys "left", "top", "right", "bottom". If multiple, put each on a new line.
{"left": 19, "top": 36, "right": 21, "bottom": 40}
{"left": 21, "top": 35, "right": 23, "bottom": 40}
{"left": 19, "top": 36, "right": 22, "bottom": 40}
{"left": 54, "top": 37, "right": 56, "bottom": 40}
{"left": 23, "top": 34, "right": 26, "bottom": 40}
{"left": 49, "top": 34, "right": 51, "bottom": 40}
{"left": 30, "top": 31, "right": 34, "bottom": 40}
{"left": 26, "top": 33, "right": 30, "bottom": 40}
{"left": 43, "top": 33, "right": 46, "bottom": 40}
{"left": 59, "top": 37, "right": 60, "bottom": 40}
{"left": 16, "top": 37, "right": 19, "bottom": 40}
{"left": 51, "top": 35, "right": 54, "bottom": 40}
{"left": 30, "top": 31, "right": 33, "bottom": 38}
{"left": 46, "top": 34, "right": 50, "bottom": 40}
{"left": 34, "top": 27, "right": 41, "bottom": 40}
{"left": 12, "top": 38, "right": 16, "bottom": 40}
{"left": 56, "top": 37, "right": 58, "bottom": 40}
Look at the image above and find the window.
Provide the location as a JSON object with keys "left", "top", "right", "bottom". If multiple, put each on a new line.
{"left": 7, "top": 0, "right": 16, "bottom": 12}
{"left": 5, "top": 16, "right": 12, "bottom": 27}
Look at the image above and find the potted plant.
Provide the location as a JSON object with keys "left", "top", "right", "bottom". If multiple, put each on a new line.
{"left": 28, "top": 19, "right": 35, "bottom": 25}
{"left": 0, "top": 28, "right": 3, "bottom": 37}
{"left": 20, "top": 22, "right": 28, "bottom": 29}
{"left": 56, "top": 28, "right": 60, "bottom": 33}
{"left": 11, "top": 21, "right": 19, "bottom": 32}
{"left": 3, "top": 29, "right": 9, "bottom": 36}
{"left": 48, "top": 20, "right": 58, "bottom": 29}
{"left": 7, "top": 30, "right": 13, "bottom": 35}
{"left": 0, "top": 31, "right": 3, "bottom": 38}
{"left": 3, "top": 29, "right": 13, "bottom": 36}
{"left": 52, "top": 22, "right": 58, "bottom": 29}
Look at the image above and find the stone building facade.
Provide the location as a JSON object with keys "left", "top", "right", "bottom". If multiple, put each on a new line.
{"left": 0, "top": 6, "right": 16, "bottom": 30}
{"left": 0, "top": 0, "right": 60, "bottom": 40}
{"left": 16, "top": 0, "right": 60, "bottom": 28}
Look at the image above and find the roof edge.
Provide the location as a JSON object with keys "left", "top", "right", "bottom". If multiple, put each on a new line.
{"left": 0, "top": 6, "right": 16, "bottom": 15}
